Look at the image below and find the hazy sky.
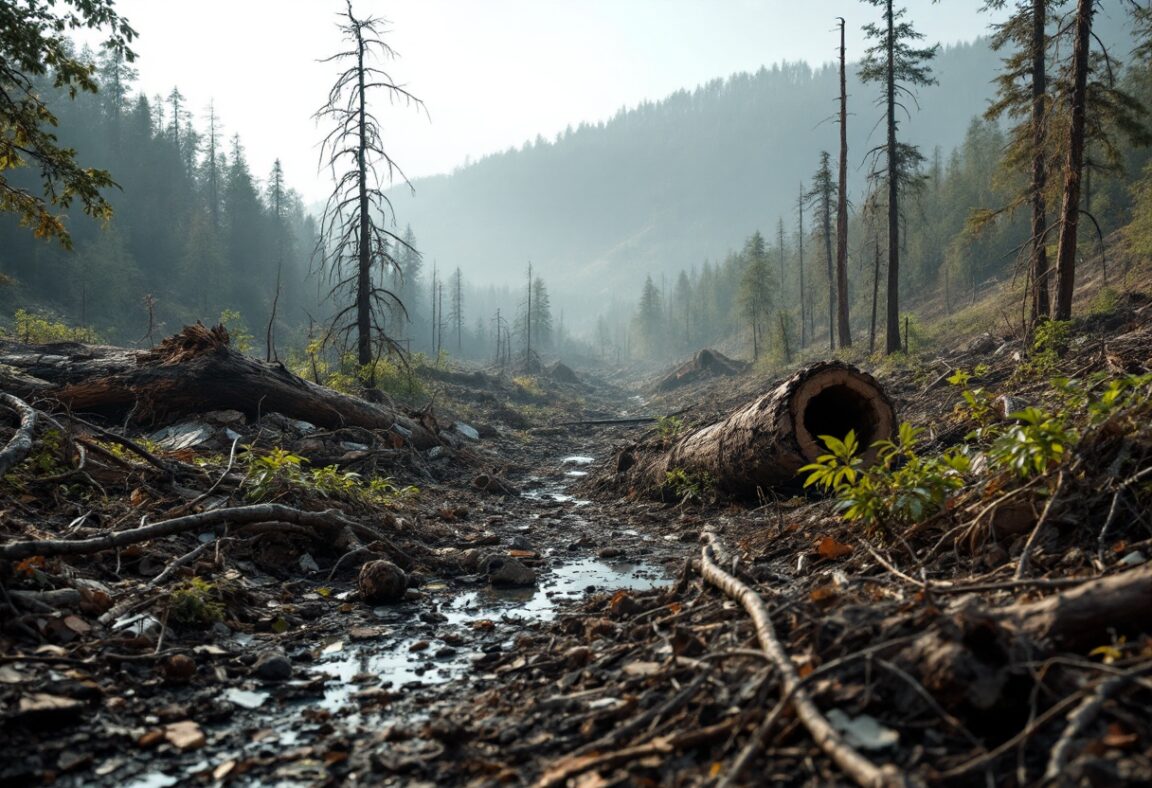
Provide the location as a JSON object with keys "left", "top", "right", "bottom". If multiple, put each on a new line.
{"left": 104, "top": 1, "right": 1009, "bottom": 202}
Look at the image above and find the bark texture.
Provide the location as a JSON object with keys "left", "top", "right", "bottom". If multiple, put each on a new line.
{"left": 0, "top": 324, "right": 438, "bottom": 447}
{"left": 614, "top": 361, "right": 896, "bottom": 498}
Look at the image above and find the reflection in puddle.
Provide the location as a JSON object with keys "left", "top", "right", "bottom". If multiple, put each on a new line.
{"left": 315, "top": 558, "right": 668, "bottom": 709}
{"left": 314, "top": 453, "right": 666, "bottom": 714}
{"left": 449, "top": 557, "right": 666, "bottom": 623}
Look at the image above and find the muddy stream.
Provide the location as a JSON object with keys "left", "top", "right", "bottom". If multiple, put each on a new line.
{"left": 116, "top": 448, "right": 674, "bottom": 788}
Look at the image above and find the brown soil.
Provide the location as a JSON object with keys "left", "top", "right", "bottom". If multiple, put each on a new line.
{"left": 2, "top": 286, "right": 1152, "bottom": 787}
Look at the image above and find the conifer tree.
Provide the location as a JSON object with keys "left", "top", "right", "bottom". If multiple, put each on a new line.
{"left": 804, "top": 152, "right": 836, "bottom": 351}
{"left": 859, "top": 0, "right": 937, "bottom": 353}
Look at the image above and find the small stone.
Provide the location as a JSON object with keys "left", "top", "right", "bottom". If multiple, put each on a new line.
{"left": 252, "top": 651, "right": 293, "bottom": 682}
{"left": 358, "top": 559, "right": 408, "bottom": 604}
{"left": 509, "top": 535, "right": 533, "bottom": 551}
{"left": 597, "top": 546, "right": 623, "bottom": 559}
{"left": 163, "top": 720, "right": 206, "bottom": 751}
{"left": 484, "top": 557, "right": 537, "bottom": 588}
{"left": 161, "top": 654, "right": 196, "bottom": 683}
{"left": 564, "top": 645, "right": 592, "bottom": 668}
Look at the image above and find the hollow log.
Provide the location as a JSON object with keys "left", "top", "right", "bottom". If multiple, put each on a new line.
{"left": 0, "top": 324, "right": 439, "bottom": 448}
{"left": 613, "top": 361, "right": 896, "bottom": 497}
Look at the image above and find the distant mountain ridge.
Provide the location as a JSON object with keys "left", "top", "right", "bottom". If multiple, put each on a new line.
{"left": 385, "top": 36, "right": 1008, "bottom": 319}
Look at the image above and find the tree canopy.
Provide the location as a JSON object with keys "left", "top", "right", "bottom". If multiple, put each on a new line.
{"left": 0, "top": 0, "right": 136, "bottom": 247}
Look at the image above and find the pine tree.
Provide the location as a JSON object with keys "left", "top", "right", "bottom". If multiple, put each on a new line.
{"left": 738, "top": 231, "right": 773, "bottom": 361}
{"left": 804, "top": 152, "right": 836, "bottom": 351}
{"left": 859, "top": 0, "right": 937, "bottom": 354}
{"left": 450, "top": 266, "right": 464, "bottom": 352}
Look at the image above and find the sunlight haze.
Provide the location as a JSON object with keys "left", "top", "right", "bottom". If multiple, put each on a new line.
{"left": 106, "top": 0, "right": 1008, "bottom": 201}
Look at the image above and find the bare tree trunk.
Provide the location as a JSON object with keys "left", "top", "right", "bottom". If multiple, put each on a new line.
{"left": 1030, "top": 0, "right": 1051, "bottom": 323}
{"left": 884, "top": 0, "right": 901, "bottom": 354}
{"left": 836, "top": 17, "right": 853, "bottom": 348}
{"left": 824, "top": 201, "right": 834, "bottom": 353}
{"left": 798, "top": 185, "right": 806, "bottom": 349}
{"left": 870, "top": 236, "right": 881, "bottom": 354}
{"left": 1054, "top": 0, "right": 1092, "bottom": 321}
{"left": 356, "top": 24, "right": 373, "bottom": 378}
{"left": 608, "top": 362, "right": 895, "bottom": 498}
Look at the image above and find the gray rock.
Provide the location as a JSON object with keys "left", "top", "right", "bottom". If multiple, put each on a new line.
{"left": 252, "top": 651, "right": 292, "bottom": 682}
{"left": 508, "top": 535, "right": 534, "bottom": 551}
{"left": 452, "top": 422, "right": 480, "bottom": 441}
{"left": 358, "top": 559, "right": 408, "bottom": 603}
{"left": 485, "top": 557, "right": 537, "bottom": 588}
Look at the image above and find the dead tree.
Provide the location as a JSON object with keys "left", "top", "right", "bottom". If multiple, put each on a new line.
{"left": 0, "top": 324, "right": 439, "bottom": 447}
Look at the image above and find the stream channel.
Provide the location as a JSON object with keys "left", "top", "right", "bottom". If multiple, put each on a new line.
{"left": 121, "top": 453, "right": 672, "bottom": 787}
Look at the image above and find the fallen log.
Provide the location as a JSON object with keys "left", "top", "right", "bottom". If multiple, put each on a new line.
{"left": 655, "top": 348, "right": 749, "bottom": 392}
{"left": 0, "top": 324, "right": 439, "bottom": 448}
{"left": 611, "top": 361, "right": 896, "bottom": 498}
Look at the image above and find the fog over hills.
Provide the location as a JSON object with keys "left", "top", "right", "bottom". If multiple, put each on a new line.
{"left": 387, "top": 38, "right": 1001, "bottom": 326}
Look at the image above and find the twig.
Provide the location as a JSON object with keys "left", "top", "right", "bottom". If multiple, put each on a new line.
{"left": 60, "top": 413, "right": 178, "bottom": 481}
{"left": 533, "top": 718, "right": 736, "bottom": 788}
{"left": 721, "top": 634, "right": 923, "bottom": 786}
{"left": 938, "top": 691, "right": 1084, "bottom": 780}
{"left": 699, "top": 535, "right": 904, "bottom": 788}
{"left": 860, "top": 539, "right": 1094, "bottom": 595}
{"left": 567, "top": 668, "right": 714, "bottom": 759}
{"left": 0, "top": 392, "right": 37, "bottom": 477}
{"left": 149, "top": 540, "right": 216, "bottom": 587}
{"left": 1043, "top": 672, "right": 1136, "bottom": 783}
{"left": 1015, "top": 471, "right": 1064, "bottom": 580}
{"left": 165, "top": 435, "right": 242, "bottom": 518}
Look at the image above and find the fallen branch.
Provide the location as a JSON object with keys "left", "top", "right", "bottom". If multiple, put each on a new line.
{"left": 699, "top": 534, "right": 905, "bottom": 788}
{"left": 0, "top": 392, "right": 37, "bottom": 477}
{"left": 1043, "top": 670, "right": 1144, "bottom": 782}
{"left": 0, "top": 503, "right": 368, "bottom": 560}
{"left": 1014, "top": 471, "right": 1064, "bottom": 580}
{"left": 533, "top": 718, "right": 737, "bottom": 788}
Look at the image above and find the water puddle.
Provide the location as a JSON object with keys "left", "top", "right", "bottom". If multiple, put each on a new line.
{"left": 449, "top": 556, "right": 666, "bottom": 623}
{"left": 310, "top": 452, "right": 667, "bottom": 714}
{"left": 313, "top": 559, "right": 668, "bottom": 712}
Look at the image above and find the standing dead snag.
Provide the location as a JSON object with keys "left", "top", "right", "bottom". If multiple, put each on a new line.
{"left": 612, "top": 361, "right": 895, "bottom": 498}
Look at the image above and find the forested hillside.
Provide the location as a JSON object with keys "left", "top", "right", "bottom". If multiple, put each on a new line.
{"left": 0, "top": 51, "right": 320, "bottom": 350}
{"left": 387, "top": 39, "right": 1001, "bottom": 303}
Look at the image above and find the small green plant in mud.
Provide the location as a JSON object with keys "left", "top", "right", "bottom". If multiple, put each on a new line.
{"left": 656, "top": 415, "right": 684, "bottom": 443}
{"left": 664, "top": 467, "right": 715, "bottom": 503}
{"left": 986, "top": 407, "right": 1077, "bottom": 479}
{"left": 947, "top": 367, "right": 998, "bottom": 431}
{"left": 365, "top": 476, "right": 420, "bottom": 504}
{"left": 800, "top": 424, "right": 971, "bottom": 533}
{"left": 242, "top": 446, "right": 418, "bottom": 505}
{"left": 169, "top": 577, "right": 226, "bottom": 626}
{"left": 243, "top": 446, "right": 307, "bottom": 501}
{"left": 28, "top": 428, "right": 68, "bottom": 475}
{"left": 512, "top": 375, "right": 543, "bottom": 397}
{"left": 1021, "top": 319, "right": 1071, "bottom": 376}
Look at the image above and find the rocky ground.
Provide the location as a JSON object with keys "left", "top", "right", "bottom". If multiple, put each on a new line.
{"left": 2, "top": 292, "right": 1152, "bottom": 787}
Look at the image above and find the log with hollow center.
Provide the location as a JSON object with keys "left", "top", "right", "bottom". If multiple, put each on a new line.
{"left": 615, "top": 361, "right": 896, "bottom": 498}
